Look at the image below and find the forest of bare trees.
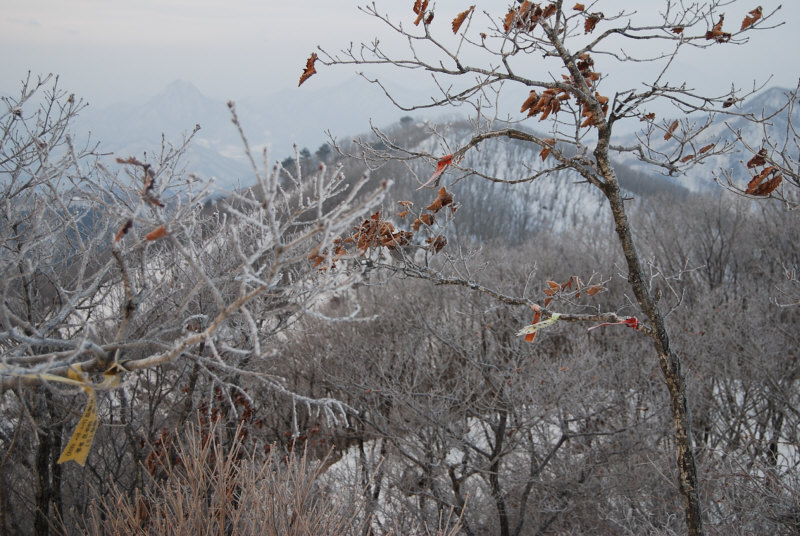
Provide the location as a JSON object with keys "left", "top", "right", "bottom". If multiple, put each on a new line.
{"left": 2, "top": 1, "right": 800, "bottom": 535}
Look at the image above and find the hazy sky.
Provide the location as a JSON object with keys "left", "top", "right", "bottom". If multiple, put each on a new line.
{"left": 1, "top": 1, "right": 798, "bottom": 108}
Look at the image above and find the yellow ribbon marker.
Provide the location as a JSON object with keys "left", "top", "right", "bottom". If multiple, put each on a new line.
{"left": 0, "top": 361, "right": 122, "bottom": 465}
{"left": 56, "top": 365, "right": 100, "bottom": 466}
{"left": 516, "top": 313, "right": 561, "bottom": 337}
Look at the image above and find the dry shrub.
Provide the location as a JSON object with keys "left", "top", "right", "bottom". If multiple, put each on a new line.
{"left": 83, "top": 422, "right": 365, "bottom": 536}
{"left": 83, "top": 421, "right": 461, "bottom": 536}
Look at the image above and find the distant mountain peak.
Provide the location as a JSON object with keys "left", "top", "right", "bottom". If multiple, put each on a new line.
{"left": 147, "top": 79, "right": 211, "bottom": 106}
{"left": 745, "top": 85, "right": 795, "bottom": 113}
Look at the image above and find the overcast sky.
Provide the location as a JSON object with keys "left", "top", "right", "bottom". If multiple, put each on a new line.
{"left": 1, "top": 1, "right": 798, "bottom": 108}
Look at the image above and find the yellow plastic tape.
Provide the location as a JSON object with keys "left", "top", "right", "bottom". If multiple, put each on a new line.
{"left": 57, "top": 365, "right": 99, "bottom": 466}
{"left": 516, "top": 313, "right": 561, "bottom": 336}
{"left": 56, "top": 389, "right": 98, "bottom": 466}
{"left": 2, "top": 362, "right": 121, "bottom": 465}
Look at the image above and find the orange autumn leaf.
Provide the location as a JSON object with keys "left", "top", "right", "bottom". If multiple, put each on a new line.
{"left": 520, "top": 90, "right": 539, "bottom": 114}
{"left": 746, "top": 166, "right": 776, "bottom": 193}
{"left": 518, "top": 1, "right": 533, "bottom": 18}
{"left": 114, "top": 219, "right": 133, "bottom": 243}
{"left": 641, "top": 112, "right": 656, "bottom": 121}
{"left": 428, "top": 235, "right": 447, "bottom": 253}
{"left": 426, "top": 186, "right": 454, "bottom": 212}
{"left": 741, "top": 6, "right": 762, "bottom": 30}
{"left": 525, "top": 304, "right": 542, "bottom": 343}
{"left": 397, "top": 210, "right": 409, "bottom": 218}
{"left": 413, "top": 0, "right": 429, "bottom": 25}
{"left": 671, "top": 26, "right": 684, "bottom": 34}
{"left": 420, "top": 213, "right": 435, "bottom": 226}
{"left": 524, "top": 332, "right": 536, "bottom": 343}
{"left": 436, "top": 153, "right": 453, "bottom": 167}
{"left": 503, "top": 8, "right": 516, "bottom": 32}
{"left": 595, "top": 93, "right": 609, "bottom": 113}
{"left": 541, "top": 3, "right": 556, "bottom": 18}
{"left": 138, "top": 167, "right": 164, "bottom": 207}
{"left": 749, "top": 175, "right": 782, "bottom": 196}
{"left": 116, "top": 156, "right": 145, "bottom": 167}
{"left": 699, "top": 144, "right": 715, "bottom": 154}
{"left": 418, "top": 154, "right": 454, "bottom": 190}
{"left": 521, "top": 89, "right": 566, "bottom": 120}
{"left": 145, "top": 225, "right": 167, "bottom": 241}
{"left": 584, "top": 12, "right": 603, "bottom": 33}
{"left": 298, "top": 53, "right": 318, "bottom": 87}
{"left": 143, "top": 193, "right": 164, "bottom": 208}
{"left": 452, "top": 5, "right": 474, "bottom": 33}
{"left": 586, "top": 285, "right": 604, "bottom": 296}
{"left": 573, "top": 3, "right": 585, "bottom": 11}
{"left": 424, "top": 11, "right": 434, "bottom": 25}
{"left": 310, "top": 255, "right": 325, "bottom": 269}
{"left": 681, "top": 154, "right": 695, "bottom": 163}
{"left": 539, "top": 137, "right": 557, "bottom": 161}
{"left": 705, "top": 15, "right": 731, "bottom": 42}
{"left": 746, "top": 148, "right": 768, "bottom": 168}
{"left": 664, "top": 120, "right": 679, "bottom": 140}
{"left": 544, "top": 280, "right": 559, "bottom": 296}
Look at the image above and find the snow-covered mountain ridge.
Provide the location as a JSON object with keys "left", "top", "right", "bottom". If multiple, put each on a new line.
{"left": 71, "top": 79, "right": 796, "bottom": 202}
{"left": 612, "top": 86, "right": 799, "bottom": 192}
{"left": 72, "top": 77, "right": 430, "bottom": 190}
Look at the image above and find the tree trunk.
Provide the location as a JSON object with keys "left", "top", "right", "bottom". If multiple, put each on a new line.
{"left": 597, "top": 148, "right": 705, "bottom": 535}
{"left": 33, "top": 394, "right": 54, "bottom": 536}
{"left": 489, "top": 410, "right": 510, "bottom": 536}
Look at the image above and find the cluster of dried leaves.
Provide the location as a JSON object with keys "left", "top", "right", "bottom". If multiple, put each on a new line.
{"left": 503, "top": 1, "right": 557, "bottom": 33}
{"left": 575, "top": 56, "right": 609, "bottom": 128}
{"left": 308, "top": 186, "right": 456, "bottom": 269}
{"left": 413, "top": 0, "right": 434, "bottom": 26}
{"left": 655, "top": 118, "right": 717, "bottom": 164}
{"left": 679, "top": 142, "right": 715, "bottom": 163}
{"left": 503, "top": 3, "right": 604, "bottom": 34}
{"left": 113, "top": 157, "right": 168, "bottom": 243}
{"left": 703, "top": 7, "right": 762, "bottom": 42}
{"left": 519, "top": 52, "right": 607, "bottom": 130}
{"left": 521, "top": 87, "right": 570, "bottom": 122}
{"left": 542, "top": 275, "right": 604, "bottom": 308}
{"left": 572, "top": 3, "right": 605, "bottom": 34}
{"left": 670, "top": 5, "right": 761, "bottom": 37}
{"left": 298, "top": 3, "right": 764, "bottom": 90}
{"left": 705, "top": 15, "right": 733, "bottom": 42}
{"left": 744, "top": 148, "right": 782, "bottom": 196}
{"left": 521, "top": 276, "right": 605, "bottom": 343}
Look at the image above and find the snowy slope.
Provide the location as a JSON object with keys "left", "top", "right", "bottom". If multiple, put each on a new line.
{"left": 359, "top": 120, "right": 688, "bottom": 244}
{"left": 613, "top": 86, "right": 799, "bottom": 191}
